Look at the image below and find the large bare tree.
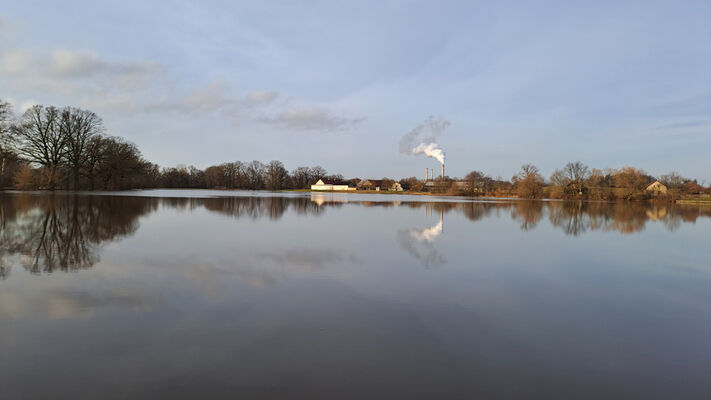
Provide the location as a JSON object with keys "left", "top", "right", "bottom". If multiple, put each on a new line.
{"left": 563, "top": 161, "right": 590, "bottom": 195}
{"left": 0, "top": 99, "right": 15, "bottom": 181}
{"left": 12, "top": 105, "right": 66, "bottom": 188}
{"left": 60, "top": 107, "right": 104, "bottom": 190}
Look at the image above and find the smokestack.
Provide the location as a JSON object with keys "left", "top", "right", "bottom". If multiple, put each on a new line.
{"left": 441, "top": 163, "right": 444, "bottom": 180}
{"left": 426, "top": 168, "right": 428, "bottom": 181}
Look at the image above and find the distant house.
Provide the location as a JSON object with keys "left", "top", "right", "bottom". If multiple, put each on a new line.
{"left": 311, "top": 179, "right": 355, "bottom": 191}
{"left": 645, "top": 180, "right": 668, "bottom": 195}
{"left": 359, "top": 180, "right": 403, "bottom": 191}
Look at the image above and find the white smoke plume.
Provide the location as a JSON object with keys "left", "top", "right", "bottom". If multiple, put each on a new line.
{"left": 399, "top": 115, "right": 450, "bottom": 164}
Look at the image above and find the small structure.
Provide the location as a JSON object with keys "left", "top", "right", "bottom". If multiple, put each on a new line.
{"left": 359, "top": 180, "right": 402, "bottom": 191}
{"left": 311, "top": 179, "right": 355, "bottom": 191}
{"left": 645, "top": 180, "right": 668, "bottom": 195}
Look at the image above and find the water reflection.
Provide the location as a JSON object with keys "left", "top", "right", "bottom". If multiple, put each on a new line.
{"left": 397, "top": 207, "right": 446, "bottom": 268}
{"left": 1, "top": 192, "right": 710, "bottom": 399}
{"left": 0, "top": 194, "right": 157, "bottom": 278}
{"left": 1, "top": 193, "right": 710, "bottom": 278}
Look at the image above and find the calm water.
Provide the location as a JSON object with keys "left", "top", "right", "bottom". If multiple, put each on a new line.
{"left": 1, "top": 191, "right": 710, "bottom": 399}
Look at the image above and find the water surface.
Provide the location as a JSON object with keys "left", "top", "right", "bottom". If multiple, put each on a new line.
{"left": 1, "top": 191, "right": 710, "bottom": 399}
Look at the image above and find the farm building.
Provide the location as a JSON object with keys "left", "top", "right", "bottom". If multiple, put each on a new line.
{"left": 645, "top": 180, "right": 668, "bottom": 195}
{"left": 359, "top": 180, "right": 403, "bottom": 191}
{"left": 311, "top": 179, "right": 356, "bottom": 191}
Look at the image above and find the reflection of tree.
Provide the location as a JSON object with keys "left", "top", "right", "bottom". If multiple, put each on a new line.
{"left": 0, "top": 194, "right": 157, "bottom": 278}
{"left": 510, "top": 201, "right": 544, "bottom": 231}
{"left": 548, "top": 202, "right": 587, "bottom": 236}
{"left": 2, "top": 194, "right": 710, "bottom": 280}
{"left": 203, "top": 196, "right": 323, "bottom": 220}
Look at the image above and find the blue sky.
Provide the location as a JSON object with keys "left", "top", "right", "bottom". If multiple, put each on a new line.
{"left": 1, "top": 0, "right": 709, "bottom": 181}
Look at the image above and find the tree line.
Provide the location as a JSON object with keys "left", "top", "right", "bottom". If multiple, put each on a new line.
{"left": 1, "top": 99, "right": 708, "bottom": 198}
{"left": 457, "top": 162, "right": 708, "bottom": 200}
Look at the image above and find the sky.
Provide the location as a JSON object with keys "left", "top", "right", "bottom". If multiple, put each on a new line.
{"left": 1, "top": 0, "right": 709, "bottom": 181}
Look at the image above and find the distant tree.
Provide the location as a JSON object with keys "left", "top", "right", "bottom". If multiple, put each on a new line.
{"left": 612, "top": 167, "right": 650, "bottom": 200}
{"left": 587, "top": 168, "right": 615, "bottom": 200}
{"left": 682, "top": 180, "right": 704, "bottom": 195}
{"left": 205, "top": 165, "right": 227, "bottom": 188}
{"left": 563, "top": 161, "right": 590, "bottom": 195}
{"left": 659, "top": 172, "right": 687, "bottom": 190}
{"left": 96, "top": 137, "right": 146, "bottom": 190}
{"left": 399, "top": 177, "right": 421, "bottom": 191}
{"left": 381, "top": 177, "right": 395, "bottom": 191}
{"left": 246, "top": 160, "right": 265, "bottom": 189}
{"left": 309, "top": 166, "right": 327, "bottom": 183}
{"left": 465, "top": 170, "right": 492, "bottom": 195}
{"left": 0, "top": 99, "right": 11, "bottom": 134}
{"left": 512, "top": 164, "right": 544, "bottom": 199}
{"left": 187, "top": 166, "right": 205, "bottom": 188}
{"left": 549, "top": 169, "right": 568, "bottom": 187}
{"left": 291, "top": 166, "right": 311, "bottom": 189}
{"left": 265, "top": 160, "right": 289, "bottom": 190}
{"left": 0, "top": 99, "right": 19, "bottom": 187}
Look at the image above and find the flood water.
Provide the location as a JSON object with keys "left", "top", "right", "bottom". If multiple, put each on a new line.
{"left": 1, "top": 190, "right": 710, "bottom": 399}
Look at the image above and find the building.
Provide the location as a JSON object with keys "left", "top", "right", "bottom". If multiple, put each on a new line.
{"left": 645, "top": 180, "right": 668, "bottom": 195}
{"left": 311, "top": 179, "right": 355, "bottom": 191}
{"left": 359, "top": 179, "right": 403, "bottom": 191}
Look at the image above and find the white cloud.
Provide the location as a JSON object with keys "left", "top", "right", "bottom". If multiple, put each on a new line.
{"left": 1, "top": 47, "right": 361, "bottom": 133}
{"left": 244, "top": 90, "right": 279, "bottom": 106}
{"left": 0, "top": 50, "right": 33, "bottom": 75}
{"left": 144, "top": 80, "right": 278, "bottom": 117}
{"left": 261, "top": 104, "right": 364, "bottom": 131}
{"left": 19, "top": 99, "right": 37, "bottom": 113}
{"left": 49, "top": 50, "right": 162, "bottom": 80}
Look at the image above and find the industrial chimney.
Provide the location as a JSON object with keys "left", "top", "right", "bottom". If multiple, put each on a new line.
{"left": 441, "top": 163, "right": 444, "bottom": 180}
{"left": 426, "top": 168, "right": 429, "bottom": 181}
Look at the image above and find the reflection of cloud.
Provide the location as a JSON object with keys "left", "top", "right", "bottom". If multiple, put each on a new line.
{"left": 0, "top": 288, "right": 157, "bottom": 320}
{"left": 410, "top": 220, "right": 442, "bottom": 243}
{"left": 397, "top": 220, "right": 446, "bottom": 268}
{"left": 258, "top": 249, "right": 361, "bottom": 271}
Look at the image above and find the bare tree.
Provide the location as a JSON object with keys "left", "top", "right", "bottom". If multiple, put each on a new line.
{"left": 309, "top": 166, "right": 327, "bottom": 183}
{"left": 265, "top": 160, "right": 289, "bottom": 190}
{"left": 659, "top": 171, "right": 687, "bottom": 190}
{"left": 512, "top": 164, "right": 544, "bottom": 199}
{"left": 60, "top": 107, "right": 104, "bottom": 190}
{"left": 563, "top": 161, "right": 590, "bottom": 195}
{"left": 465, "top": 170, "right": 492, "bottom": 195}
{"left": 549, "top": 169, "right": 568, "bottom": 187}
{"left": 12, "top": 105, "right": 66, "bottom": 188}
{"left": 0, "top": 99, "right": 16, "bottom": 183}
{"left": 246, "top": 160, "right": 265, "bottom": 190}
{"left": 205, "top": 165, "right": 226, "bottom": 188}
{"left": 291, "top": 166, "right": 311, "bottom": 189}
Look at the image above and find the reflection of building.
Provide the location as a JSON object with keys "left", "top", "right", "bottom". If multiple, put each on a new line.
{"left": 646, "top": 205, "right": 668, "bottom": 221}
{"left": 645, "top": 180, "right": 668, "bottom": 195}
{"left": 311, "top": 179, "right": 356, "bottom": 191}
{"left": 310, "top": 193, "right": 349, "bottom": 206}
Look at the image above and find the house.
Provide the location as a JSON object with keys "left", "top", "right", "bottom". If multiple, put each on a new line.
{"left": 311, "top": 179, "right": 355, "bottom": 191}
{"left": 645, "top": 180, "right": 668, "bottom": 195}
{"left": 359, "top": 180, "right": 403, "bottom": 191}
